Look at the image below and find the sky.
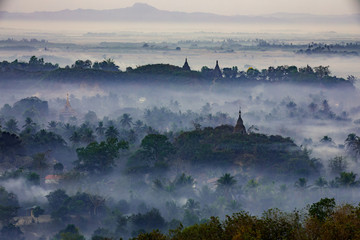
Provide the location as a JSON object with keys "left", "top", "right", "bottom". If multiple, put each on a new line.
{"left": 1, "top": 0, "right": 359, "bottom": 15}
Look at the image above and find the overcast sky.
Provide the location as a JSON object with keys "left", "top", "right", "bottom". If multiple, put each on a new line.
{"left": 1, "top": 0, "right": 359, "bottom": 15}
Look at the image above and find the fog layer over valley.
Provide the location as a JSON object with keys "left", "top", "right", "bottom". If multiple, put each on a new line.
{"left": 0, "top": 57, "right": 360, "bottom": 238}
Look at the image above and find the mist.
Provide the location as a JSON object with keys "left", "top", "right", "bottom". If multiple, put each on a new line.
{"left": 0, "top": 5, "right": 360, "bottom": 239}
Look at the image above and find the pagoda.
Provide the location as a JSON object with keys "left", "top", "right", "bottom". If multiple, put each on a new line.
{"left": 59, "top": 93, "right": 77, "bottom": 121}
{"left": 182, "top": 58, "right": 191, "bottom": 71}
{"left": 234, "top": 109, "right": 247, "bottom": 134}
{"left": 213, "top": 60, "right": 222, "bottom": 78}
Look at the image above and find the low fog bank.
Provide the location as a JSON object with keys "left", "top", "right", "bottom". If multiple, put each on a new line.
{"left": 1, "top": 79, "right": 360, "bottom": 239}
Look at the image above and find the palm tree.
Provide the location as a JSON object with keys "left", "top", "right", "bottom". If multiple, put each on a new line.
{"left": 183, "top": 199, "right": 200, "bottom": 214}
{"left": 4, "top": 119, "right": 19, "bottom": 134}
{"left": 314, "top": 177, "right": 328, "bottom": 188}
{"left": 336, "top": 172, "right": 358, "bottom": 187}
{"left": 22, "top": 117, "right": 37, "bottom": 132}
{"left": 81, "top": 128, "right": 95, "bottom": 144}
{"left": 119, "top": 113, "right": 133, "bottom": 129}
{"left": 48, "top": 121, "right": 57, "bottom": 131}
{"left": 69, "top": 131, "right": 81, "bottom": 147}
{"left": 105, "top": 126, "right": 119, "bottom": 139}
{"left": 345, "top": 133, "right": 360, "bottom": 159}
{"left": 96, "top": 121, "right": 105, "bottom": 137}
{"left": 295, "top": 178, "right": 308, "bottom": 189}
{"left": 216, "top": 173, "right": 237, "bottom": 199}
{"left": 133, "top": 120, "right": 145, "bottom": 132}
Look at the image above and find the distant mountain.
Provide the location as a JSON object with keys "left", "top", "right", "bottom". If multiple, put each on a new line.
{"left": 0, "top": 3, "right": 358, "bottom": 24}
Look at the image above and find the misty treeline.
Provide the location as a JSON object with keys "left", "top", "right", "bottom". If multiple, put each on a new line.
{"left": 0, "top": 56, "right": 356, "bottom": 87}
{"left": 2, "top": 37, "right": 360, "bottom": 56}
{"left": 0, "top": 90, "right": 360, "bottom": 239}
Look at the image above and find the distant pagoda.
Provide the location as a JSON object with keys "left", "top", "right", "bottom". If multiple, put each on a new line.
{"left": 234, "top": 109, "right": 246, "bottom": 134}
{"left": 182, "top": 58, "right": 191, "bottom": 71}
{"left": 59, "top": 93, "right": 77, "bottom": 121}
{"left": 213, "top": 60, "right": 222, "bottom": 78}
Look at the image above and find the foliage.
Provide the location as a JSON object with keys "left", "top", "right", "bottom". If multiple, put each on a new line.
{"left": 174, "top": 126, "right": 320, "bottom": 177}
{"left": 53, "top": 224, "right": 86, "bottom": 240}
{"left": 328, "top": 156, "right": 347, "bottom": 175}
{"left": 335, "top": 172, "right": 359, "bottom": 187}
{"left": 74, "top": 138, "right": 128, "bottom": 173}
{"left": 129, "top": 134, "right": 175, "bottom": 168}
{"left": 130, "top": 208, "right": 166, "bottom": 232}
{"left": 0, "top": 223, "right": 24, "bottom": 240}
{"left": 0, "top": 187, "right": 20, "bottom": 224}
{"left": 32, "top": 206, "right": 45, "bottom": 218}
{"left": 308, "top": 198, "right": 336, "bottom": 222}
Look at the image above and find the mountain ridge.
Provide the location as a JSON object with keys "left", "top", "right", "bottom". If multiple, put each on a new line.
{"left": 0, "top": 3, "right": 358, "bottom": 24}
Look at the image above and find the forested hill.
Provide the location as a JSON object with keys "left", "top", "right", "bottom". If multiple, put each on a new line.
{"left": 0, "top": 57, "right": 354, "bottom": 88}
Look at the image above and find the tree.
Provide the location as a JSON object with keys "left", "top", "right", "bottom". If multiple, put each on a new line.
{"left": 130, "top": 208, "right": 165, "bottom": 232}
{"left": 81, "top": 128, "right": 96, "bottom": 144}
{"left": 105, "top": 126, "right": 119, "bottom": 139}
{"left": 84, "top": 111, "right": 98, "bottom": 125}
{"left": 53, "top": 162, "right": 64, "bottom": 173}
{"left": 183, "top": 199, "right": 200, "bottom": 214}
{"left": 320, "top": 135, "right": 334, "bottom": 145}
{"left": 4, "top": 119, "right": 19, "bottom": 134}
{"left": 31, "top": 152, "right": 49, "bottom": 172}
{"left": 22, "top": 117, "right": 37, "bottom": 132}
{"left": 32, "top": 206, "right": 45, "bottom": 218}
{"left": 91, "top": 228, "right": 114, "bottom": 240}
{"left": 46, "top": 189, "right": 70, "bottom": 212}
{"left": 328, "top": 156, "right": 347, "bottom": 175}
{"left": 140, "top": 134, "right": 175, "bottom": 166}
{"left": 216, "top": 173, "right": 237, "bottom": 198}
{"left": 74, "top": 138, "right": 128, "bottom": 173}
{"left": 96, "top": 121, "right": 106, "bottom": 138}
{"left": 26, "top": 172, "right": 40, "bottom": 185}
{"left": 53, "top": 224, "right": 86, "bottom": 240}
{"left": 295, "top": 178, "right": 308, "bottom": 189}
{"left": 0, "top": 187, "right": 20, "bottom": 225}
{"left": 93, "top": 58, "right": 119, "bottom": 71}
{"left": 133, "top": 229, "right": 167, "bottom": 240}
{"left": 72, "top": 59, "right": 92, "bottom": 69}
{"left": 314, "top": 65, "right": 330, "bottom": 78}
{"left": 223, "top": 66, "right": 238, "bottom": 78}
{"left": 308, "top": 198, "right": 335, "bottom": 221}
{"left": 120, "top": 113, "right": 133, "bottom": 129}
{"left": 0, "top": 223, "right": 24, "bottom": 240}
{"left": 0, "top": 131, "right": 23, "bottom": 160}
{"left": 335, "top": 172, "right": 358, "bottom": 187}
{"left": 133, "top": 120, "right": 145, "bottom": 132}
{"left": 345, "top": 133, "right": 360, "bottom": 159}
{"left": 70, "top": 131, "right": 81, "bottom": 146}
{"left": 314, "top": 177, "right": 328, "bottom": 188}
{"left": 47, "top": 121, "right": 58, "bottom": 133}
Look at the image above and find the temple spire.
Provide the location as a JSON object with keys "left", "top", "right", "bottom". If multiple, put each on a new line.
{"left": 213, "top": 60, "right": 222, "bottom": 78}
{"left": 182, "top": 58, "right": 191, "bottom": 71}
{"left": 234, "top": 107, "right": 246, "bottom": 134}
{"left": 66, "top": 93, "right": 71, "bottom": 107}
{"left": 60, "top": 93, "right": 77, "bottom": 121}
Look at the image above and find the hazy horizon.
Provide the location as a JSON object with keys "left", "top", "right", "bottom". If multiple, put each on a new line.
{"left": 1, "top": 0, "right": 359, "bottom": 15}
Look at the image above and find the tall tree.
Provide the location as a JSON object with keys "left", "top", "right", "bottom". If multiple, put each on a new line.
{"left": 120, "top": 113, "right": 133, "bottom": 129}
{"left": 345, "top": 133, "right": 360, "bottom": 159}
{"left": 4, "top": 119, "right": 19, "bottom": 134}
{"left": 74, "top": 138, "right": 128, "bottom": 173}
{"left": 140, "top": 134, "right": 175, "bottom": 166}
{"left": 105, "top": 126, "right": 119, "bottom": 140}
{"left": 216, "top": 173, "right": 237, "bottom": 199}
